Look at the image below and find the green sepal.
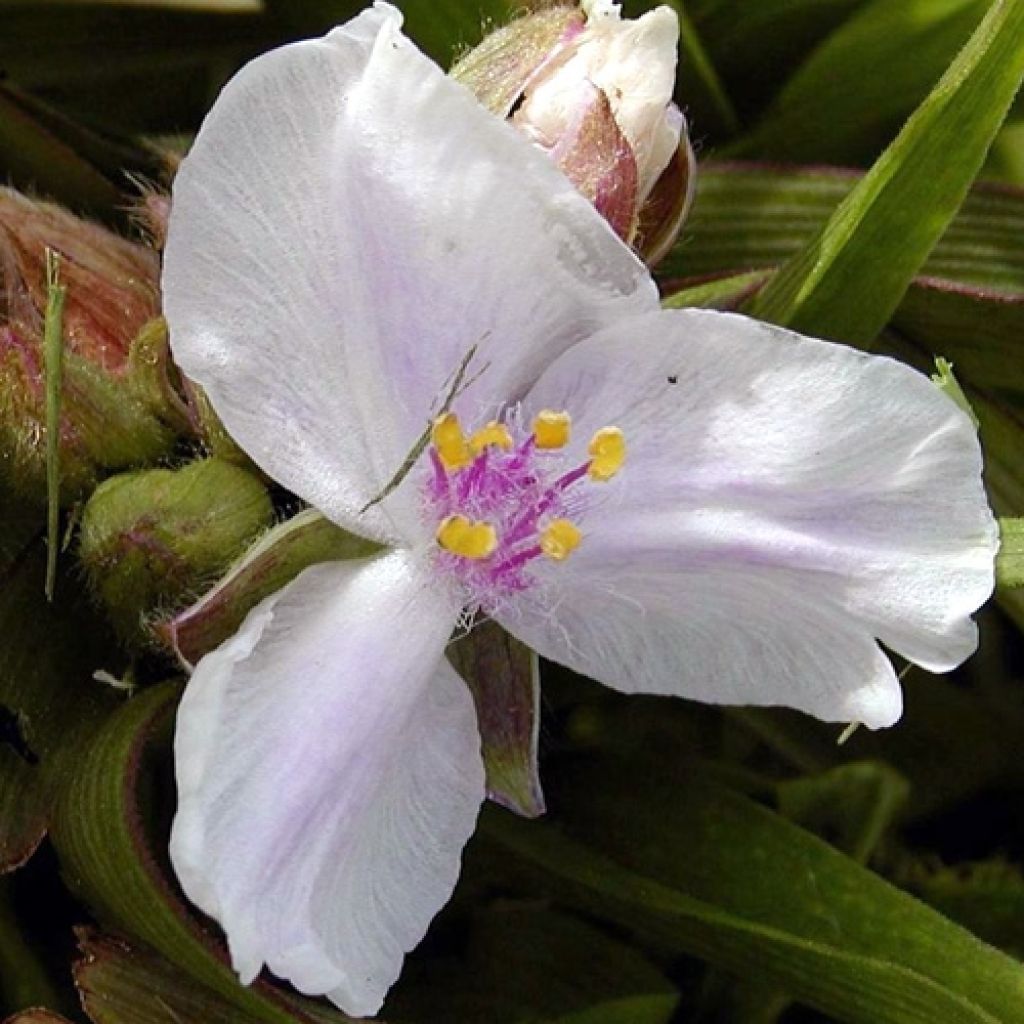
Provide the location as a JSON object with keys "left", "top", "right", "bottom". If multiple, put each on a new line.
{"left": 450, "top": 6, "right": 582, "bottom": 116}
{"left": 448, "top": 621, "right": 546, "bottom": 818}
{"left": 157, "top": 508, "right": 381, "bottom": 665}
{"left": 78, "top": 458, "right": 275, "bottom": 645}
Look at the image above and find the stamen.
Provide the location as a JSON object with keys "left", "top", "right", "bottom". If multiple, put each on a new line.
{"left": 436, "top": 514, "right": 498, "bottom": 559}
{"left": 431, "top": 412, "right": 471, "bottom": 471}
{"left": 469, "top": 420, "right": 514, "bottom": 454}
{"left": 533, "top": 409, "right": 572, "bottom": 449}
{"left": 587, "top": 426, "right": 625, "bottom": 481}
{"left": 540, "top": 519, "right": 582, "bottom": 561}
{"left": 424, "top": 411, "right": 624, "bottom": 609}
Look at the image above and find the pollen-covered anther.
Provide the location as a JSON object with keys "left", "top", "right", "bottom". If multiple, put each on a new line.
{"left": 431, "top": 412, "right": 471, "bottom": 471}
{"left": 436, "top": 514, "right": 499, "bottom": 560}
{"left": 540, "top": 518, "right": 582, "bottom": 561}
{"left": 469, "top": 420, "right": 513, "bottom": 454}
{"left": 588, "top": 426, "right": 625, "bottom": 481}
{"left": 532, "top": 409, "right": 572, "bottom": 449}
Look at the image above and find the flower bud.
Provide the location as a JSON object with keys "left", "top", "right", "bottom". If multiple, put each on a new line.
{"left": 452, "top": 1, "right": 693, "bottom": 259}
{"left": 78, "top": 457, "right": 274, "bottom": 645}
{"left": 0, "top": 188, "right": 182, "bottom": 501}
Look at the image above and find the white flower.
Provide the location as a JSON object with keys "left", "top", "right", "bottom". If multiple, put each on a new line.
{"left": 162, "top": 3, "right": 997, "bottom": 1017}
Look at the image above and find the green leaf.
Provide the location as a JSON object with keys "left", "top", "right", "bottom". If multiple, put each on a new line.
{"left": 900, "top": 859, "right": 1024, "bottom": 959}
{"left": 49, "top": 684, "right": 353, "bottom": 1024}
{"left": 776, "top": 761, "right": 910, "bottom": 864}
{"left": 661, "top": 269, "right": 771, "bottom": 310}
{"left": 75, "top": 929, "right": 266, "bottom": 1024}
{"left": 747, "top": 0, "right": 1024, "bottom": 343}
{"left": 659, "top": 164, "right": 1024, "bottom": 295}
{"left": 0, "top": 877, "right": 65, "bottom": 1013}
{"left": 0, "top": 531, "right": 118, "bottom": 874}
{"left": 731, "top": 0, "right": 994, "bottom": 164}
{"left": 0, "top": 5, "right": 278, "bottom": 136}
{"left": 388, "top": 903, "right": 679, "bottom": 1024}
{"left": 157, "top": 509, "right": 381, "bottom": 664}
{"left": 893, "top": 286, "right": 1024, "bottom": 394}
{"left": 732, "top": 663, "right": 1024, "bottom": 824}
{"left": 0, "top": 83, "right": 124, "bottom": 221}
{"left": 680, "top": 0, "right": 867, "bottom": 129}
{"left": 996, "top": 517, "right": 1024, "bottom": 587}
{"left": 663, "top": 0, "right": 740, "bottom": 137}
{"left": 479, "top": 755, "right": 1024, "bottom": 1024}
{"left": 660, "top": 164, "right": 1024, "bottom": 391}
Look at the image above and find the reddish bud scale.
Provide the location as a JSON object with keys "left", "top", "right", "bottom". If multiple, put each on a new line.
{"left": 0, "top": 188, "right": 159, "bottom": 374}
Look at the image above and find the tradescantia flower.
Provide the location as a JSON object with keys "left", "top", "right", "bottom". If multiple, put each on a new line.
{"left": 162, "top": 3, "right": 997, "bottom": 1017}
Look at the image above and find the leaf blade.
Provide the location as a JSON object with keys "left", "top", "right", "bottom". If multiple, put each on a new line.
{"left": 747, "top": 0, "right": 1024, "bottom": 342}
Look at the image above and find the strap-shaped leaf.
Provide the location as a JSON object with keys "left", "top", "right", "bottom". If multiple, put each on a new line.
{"left": 732, "top": 0, "right": 1002, "bottom": 164}
{"left": 0, "top": 531, "right": 118, "bottom": 874}
{"left": 660, "top": 164, "right": 1024, "bottom": 294}
{"left": 386, "top": 904, "right": 679, "bottom": 1023}
{"left": 479, "top": 755, "right": 1024, "bottom": 1024}
{"left": 75, "top": 930, "right": 266, "bottom": 1024}
{"left": 747, "top": 0, "right": 1024, "bottom": 342}
{"left": 49, "top": 684, "right": 355, "bottom": 1024}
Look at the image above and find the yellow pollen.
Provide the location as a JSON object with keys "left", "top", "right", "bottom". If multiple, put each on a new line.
{"left": 588, "top": 426, "right": 625, "bottom": 481}
{"left": 532, "top": 409, "right": 572, "bottom": 449}
{"left": 540, "top": 519, "right": 582, "bottom": 561}
{"left": 436, "top": 514, "right": 498, "bottom": 560}
{"left": 431, "top": 412, "right": 471, "bottom": 471}
{"left": 469, "top": 420, "right": 514, "bottom": 454}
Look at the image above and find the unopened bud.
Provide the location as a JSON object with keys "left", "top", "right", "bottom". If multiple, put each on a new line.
{"left": 452, "top": 1, "right": 693, "bottom": 259}
{"left": 78, "top": 458, "right": 274, "bottom": 644}
{"left": 0, "top": 189, "right": 183, "bottom": 501}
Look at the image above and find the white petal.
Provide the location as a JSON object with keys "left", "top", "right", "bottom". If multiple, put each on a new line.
{"left": 504, "top": 308, "right": 997, "bottom": 726}
{"left": 163, "top": 3, "right": 656, "bottom": 544}
{"left": 170, "top": 551, "right": 484, "bottom": 1016}
{"left": 501, "top": 567, "right": 903, "bottom": 728}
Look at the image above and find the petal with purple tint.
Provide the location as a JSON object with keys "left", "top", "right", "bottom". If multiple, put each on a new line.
{"left": 502, "top": 308, "right": 997, "bottom": 728}
{"left": 170, "top": 551, "right": 484, "bottom": 1017}
{"left": 163, "top": 3, "right": 655, "bottom": 546}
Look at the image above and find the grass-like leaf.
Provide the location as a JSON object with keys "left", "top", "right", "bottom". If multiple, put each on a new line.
{"left": 50, "top": 684, "right": 355, "bottom": 1024}
{"left": 480, "top": 755, "right": 1024, "bottom": 1024}
{"left": 747, "top": 0, "right": 1024, "bottom": 343}
{"left": 730, "top": 0, "right": 1000, "bottom": 164}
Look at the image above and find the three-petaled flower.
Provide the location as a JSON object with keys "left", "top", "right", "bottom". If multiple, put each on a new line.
{"left": 162, "top": 3, "right": 997, "bottom": 1017}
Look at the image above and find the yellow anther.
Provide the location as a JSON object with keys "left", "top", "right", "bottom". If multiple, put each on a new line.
{"left": 532, "top": 409, "right": 572, "bottom": 449}
{"left": 469, "top": 420, "right": 514, "bottom": 454}
{"left": 431, "top": 412, "right": 471, "bottom": 471}
{"left": 587, "top": 426, "right": 625, "bottom": 481}
{"left": 436, "top": 514, "right": 498, "bottom": 560}
{"left": 540, "top": 519, "right": 582, "bottom": 561}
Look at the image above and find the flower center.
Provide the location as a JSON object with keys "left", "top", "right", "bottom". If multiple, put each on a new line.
{"left": 421, "top": 407, "right": 624, "bottom": 613}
